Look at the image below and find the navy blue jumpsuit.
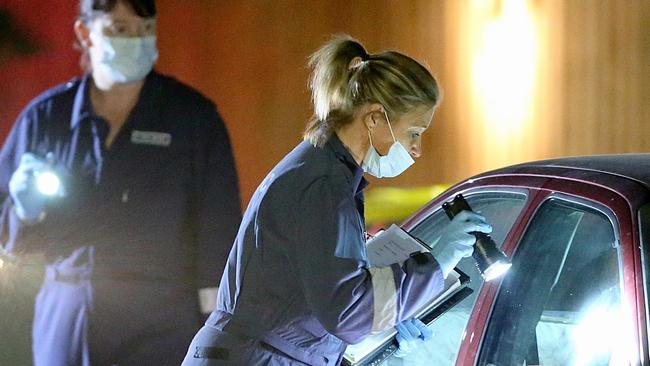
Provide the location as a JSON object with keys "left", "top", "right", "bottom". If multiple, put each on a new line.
{"left": 182, "top": 134, "right": 445, "bottom": 365}
{"left": 0, "top": 71, "right": 242, "bottom": 366}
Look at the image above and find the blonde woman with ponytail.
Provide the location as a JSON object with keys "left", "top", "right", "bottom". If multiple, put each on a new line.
{"left": 182, "top": 35, "right": 491, "bottom": 365}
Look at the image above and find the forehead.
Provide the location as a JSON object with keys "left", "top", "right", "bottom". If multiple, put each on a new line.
{"left": 399, "top": 105, "right": 435, "bottom": 129}
{"left": 93, "top": 1, "right": 155, "bottom": 22}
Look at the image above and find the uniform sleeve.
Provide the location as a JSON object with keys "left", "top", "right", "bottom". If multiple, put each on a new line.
{"left": 292, "top": 177, "right": 445, "bottom": 345}
{"left": 191, "top": 104, "right": 242, "bottom": 290}
{"left": 0, "top": 121, "right": 21, "bottom": 253}
{"left": 0, "top": 107, "right": 53, "bottom": 254}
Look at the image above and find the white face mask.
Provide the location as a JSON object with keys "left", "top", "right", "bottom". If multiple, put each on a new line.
{"left": 362, "top": 111, "right": 415, "bottom": 178}
{"left": 89, "top": 31, "right": 159, "bottom": 83}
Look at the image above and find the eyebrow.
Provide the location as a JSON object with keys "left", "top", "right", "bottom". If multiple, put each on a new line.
{"left": 105, "top": 18, "right": 155, "bottom": 25}
{"left": 409, "top": 126, "right": 427, "bottom": 131}
{"left": 106, "top": 19, "right": 128, "bottom": 24}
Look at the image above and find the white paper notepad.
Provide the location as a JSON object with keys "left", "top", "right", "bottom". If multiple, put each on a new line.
{"left": 366, "top": 224, "right": 428, "bottom": 267}
{"left": 343, "top": 225, "right": 463, "bottom": 364}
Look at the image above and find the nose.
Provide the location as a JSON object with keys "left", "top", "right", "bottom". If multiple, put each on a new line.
{"left": 135, "top": 26, "right": 148, "bottom": 37}
{"left": 410, "top": 143, "right": 422, "bottom": 159}
{"left": 131, "top": 23, "right": 153, "bottom": 37}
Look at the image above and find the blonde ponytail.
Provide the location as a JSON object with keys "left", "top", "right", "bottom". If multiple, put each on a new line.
{"left": 308, "top": 35, "right": 368, "bottom": 122}
{"left": 304, "top": 34, "right": 440, "bottom": 147}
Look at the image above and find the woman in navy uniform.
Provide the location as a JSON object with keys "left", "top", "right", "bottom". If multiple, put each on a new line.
{"left": 0, "top": 0, "right": 241, "bottom": 365}
{"left": 182, "top": 36, "right": 491, "bottom": 365}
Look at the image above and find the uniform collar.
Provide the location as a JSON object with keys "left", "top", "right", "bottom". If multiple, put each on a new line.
{"left": 69, "top": 71, "right": 160, "bottom": 130}
{"left": 327, "top": 133, "right": 369, "bottom": 193}
{"left": 69, "top": 74, "right": 94, "bottom": 129}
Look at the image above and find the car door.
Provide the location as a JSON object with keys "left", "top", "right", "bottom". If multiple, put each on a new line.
{"left": 377, "top": 174, "right": 645, "bottom": 365}
{"left": 466, "top": 175, "right": 645, "bottom": 366}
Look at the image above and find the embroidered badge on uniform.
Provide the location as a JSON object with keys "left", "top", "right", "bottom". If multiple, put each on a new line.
{"left": 130, "top": 130, "right": 172, "bottom": 147}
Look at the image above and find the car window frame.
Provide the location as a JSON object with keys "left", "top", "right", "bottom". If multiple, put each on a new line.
{"left": 638, "top": 203, "right": 650, "bottom": 360}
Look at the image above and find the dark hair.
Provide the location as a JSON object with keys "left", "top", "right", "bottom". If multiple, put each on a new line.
{"left": 76, "top": 0, "right": 156, "bottom": 71}
{"left": 78, "top": 0, "right": 156, "bottom": 22}
{"left": 304, "top": 34, "right": 440, "bottom": 147}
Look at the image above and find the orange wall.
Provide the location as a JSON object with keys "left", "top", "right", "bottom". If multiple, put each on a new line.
{"left": 0, "top": 0, "right": 79, "bottom": 142}
{"left": 155, "top": 1, "right": 449, "bottom": 204}
{"left": 156, "top": 1, "right": 650, "bottom": 206}
{"left": 3, "top": 1, "right": 650, "bottom": 206}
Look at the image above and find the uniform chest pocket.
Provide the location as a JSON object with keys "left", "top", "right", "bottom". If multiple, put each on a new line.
{"left": 333, "top": 200, "right": 367, "bottom": 263}
{"left": 127, "top": 141, "right": 191, "bottom": 184}
{"left": 115, "top": 141, "right": 192, "bottom": 212}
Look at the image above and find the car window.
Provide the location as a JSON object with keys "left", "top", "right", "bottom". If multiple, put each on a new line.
{"left": 382, "top": 191, "right": 527, "bottom": 366}
{"left": 478, "top": 198, "right": 623, "bottom": 366}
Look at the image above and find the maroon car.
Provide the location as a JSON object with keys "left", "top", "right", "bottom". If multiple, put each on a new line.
{"left": 370, "top": 154, "right": 650, "bottom": 366}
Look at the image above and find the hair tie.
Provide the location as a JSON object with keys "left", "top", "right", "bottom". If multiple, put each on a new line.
{"left": 348, "top": 52, "right": 371, "bottom": 71}
{"left": 348, "top": 56, "right": 365, "bottom": 71}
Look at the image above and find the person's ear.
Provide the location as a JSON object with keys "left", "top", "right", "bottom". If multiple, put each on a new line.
{"left": 74, "top": 20, "right": 92, "bottom": 48}
{"left": 363, "top": 103, "right": 385, "bottom": 131}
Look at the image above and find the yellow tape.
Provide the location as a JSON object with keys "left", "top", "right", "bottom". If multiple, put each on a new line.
{"left": 364, "top": 184, "right": 450, "bottom": 226}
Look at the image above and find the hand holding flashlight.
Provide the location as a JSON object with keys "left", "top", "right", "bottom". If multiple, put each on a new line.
{"left": 8, "top": 152, "right": 64, "bottom": 222}
{"left": 431, "top": 210, "right": 492, "bottom": 279}
{"left": 442, "top": 194, "right": 512, "bottom": 281}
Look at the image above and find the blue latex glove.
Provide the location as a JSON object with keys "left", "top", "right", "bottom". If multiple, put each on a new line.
{"left": 8, "top": 153, "right": 56, "bottom": 221}
{"left": 394, "top": 318, "right": 433, "bottom": 357}
{"left": 431, "top": 210, "right": 492, "bottom": 278}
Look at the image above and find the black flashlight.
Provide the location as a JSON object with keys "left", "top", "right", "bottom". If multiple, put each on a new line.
{"left": 442, "top": 194, "right": 511, "bottom": 281}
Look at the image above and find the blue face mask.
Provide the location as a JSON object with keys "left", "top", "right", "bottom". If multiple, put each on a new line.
{"left": 361, "top": 111, "right": 415, "bottom": 178}
{"left": 89, "top": 31, "right": 159, "bottom": 83}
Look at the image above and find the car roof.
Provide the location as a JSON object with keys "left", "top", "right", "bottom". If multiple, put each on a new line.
{"left": 476, "top": 153, "right": 650, "bottom": 190}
